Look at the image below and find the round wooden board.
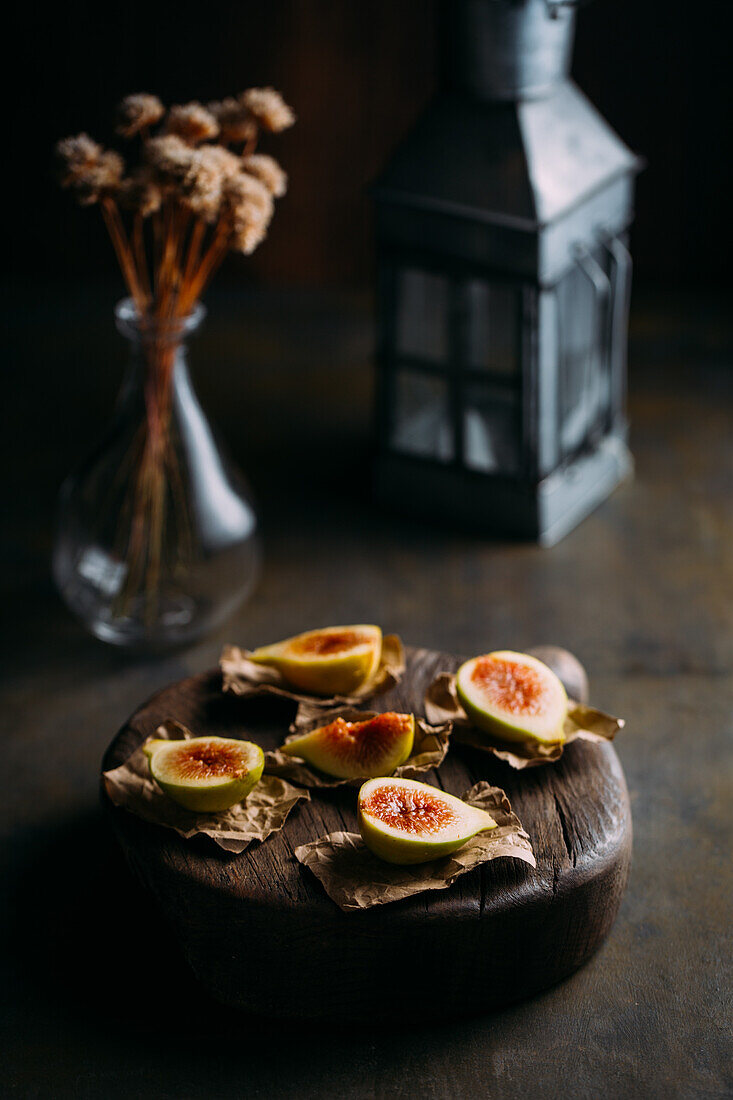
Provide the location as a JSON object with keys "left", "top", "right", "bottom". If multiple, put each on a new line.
{"left": 102, "top": 647, "right": 631, "bottom": 1021}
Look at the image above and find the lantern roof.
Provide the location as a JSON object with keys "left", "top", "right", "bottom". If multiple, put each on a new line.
{"left": 374, "top": 81, "right": 640, "bottom": 232}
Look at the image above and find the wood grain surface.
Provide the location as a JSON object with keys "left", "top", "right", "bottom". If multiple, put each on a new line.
{"left": 102, "top": 646, "right": 631, "bottom": 1021}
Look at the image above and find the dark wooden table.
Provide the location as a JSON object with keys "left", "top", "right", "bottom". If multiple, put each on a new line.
{"left": 2, "top": 282, "right": 731, "bottom": 1099}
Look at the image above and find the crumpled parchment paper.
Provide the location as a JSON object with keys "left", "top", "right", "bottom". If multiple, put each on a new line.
{"left": 424, "top": 672, "right": 624, "bottom": 769}
{"left": 220, "top": 633, "right": 405, "bottom": 712}
{"left": 102, "top": 719, "right": 310, "bottom": 853}
{"left": 263, "top": 707, "right": 453, "bottom": 788}
{"left": 295, "top": 781, "right": 535, "bottom": 911}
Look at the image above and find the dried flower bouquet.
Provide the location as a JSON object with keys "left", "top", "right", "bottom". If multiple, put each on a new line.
{"left": 56, "top": 89, "right": 294, "bottom": 625}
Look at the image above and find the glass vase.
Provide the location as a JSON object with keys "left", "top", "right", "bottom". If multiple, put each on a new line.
{"left": 53, "top": 299, "right": 260, "bottom": 649}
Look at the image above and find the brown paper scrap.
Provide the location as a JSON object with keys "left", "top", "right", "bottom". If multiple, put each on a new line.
{"left": 102, "top": 719, "right": 310, "bottom": 853}
{"left": 220, "top": 633, "right": 405, "bottom": 709}
{"left": 295, "top": 782, "right": 536, "bottom": 912}
{"left": 424, "top": 672, "right": 624, "bottom": 770}
{"left": 264, "top": 708, "right": 453, "bottom": 788}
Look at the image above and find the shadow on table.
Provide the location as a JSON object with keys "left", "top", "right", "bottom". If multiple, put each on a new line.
{"left": 7, "top": 807, "right": 525, "bottom": 1045}
{"left": 6, "top": 811, "right": 219, "bottom": 1033}
{"left": 6, "top": 812, "right": 347, "bottom": 1039}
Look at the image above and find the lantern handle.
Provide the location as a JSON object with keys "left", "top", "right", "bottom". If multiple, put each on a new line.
{"left": 599, "top": 232, "right": 633, "bottom": 430}
{"left": 571, "top": 244, "right": 612, "bottom": 448}
{"left": 572, "top": 243, "right": 610, "bottom": 302}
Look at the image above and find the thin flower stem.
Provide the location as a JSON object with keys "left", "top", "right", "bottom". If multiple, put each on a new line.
{"left": 133, "top": 214, "right": 151, "bottom": 302}
{"left": 179, "top": 219, "right": 230, "bottom": 313}
{"left": 165, "top": 204, "right": 192, "bottom": 320}
{"left": 101, "top": 200, "right": 146, "bottom": 312}
{"left": 152, "top": 210, "right": 163, "bottom": 296}
{"left": 109, "top": 201, "right": 149, "bottom": 309}
{"left": 181, "top": 219, "right": 206, "bottom": 297}
{"left": 154, "top": 199, "right": 175, "bottom": 316}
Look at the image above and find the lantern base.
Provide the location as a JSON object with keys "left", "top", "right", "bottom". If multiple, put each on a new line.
{"left": 375, "top": 434, "right": 632, "bottom": 547}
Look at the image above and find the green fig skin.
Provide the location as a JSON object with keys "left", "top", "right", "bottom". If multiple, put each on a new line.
{"left": 143, "top": 737, "right": 265, "bottom": 813}
{"left": 281, "top": 713, "right": 415, "bottom": 780}
{"left": 456, "top": 651, "right": 567, "bottom": 746}
{"left": 357, "top": 778, "right": 497, "bottom": 865}
{"left": 249, "top": 625, "right": 382, "bottom": 696}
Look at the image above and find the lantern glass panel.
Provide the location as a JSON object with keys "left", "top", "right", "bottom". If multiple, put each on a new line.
{"left": 463, "top": 384, "right": 521, "bottom": 474}
{"left": 466, "top": 282, "right": 519, "bottom": 375}
{"left": 390, "top": 370, "right": 454, "bottom": 461}
{"left": 556, "top": 251, "right": 611, "bottom": 457}
{"left": 396, "top": 269, "right": 449, "bottom": 363}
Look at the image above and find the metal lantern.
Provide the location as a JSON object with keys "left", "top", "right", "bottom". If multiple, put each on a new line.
{"left": 373, "top": 0, "right": 642, "bottom": 545}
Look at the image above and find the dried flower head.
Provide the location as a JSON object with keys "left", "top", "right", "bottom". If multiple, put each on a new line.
{"left": 117, "top": 168, "right": 163, "bottom": 217}
{"left": 144, "top": 134, "right": 195, "bottom": 184}
{"left": 243, "top": 153, "right": 287, "bottom": 198}
{"left": 231, "top": 220, "right": 269, "bottom": 255}
{"left": 225, "top": 171, "right": 274, "bottom": 219}
{"left": 57, "top": 136, "right": 124, "bottom": 205}
{"left": 198, "top": 143, "right": 243, "bottom": 179}
{"left": 164, "top": 102, "right": 219, "bottom": 145}
{"left": 224, "top": 172, "right": 274, "bottom": 254}
{"left": 117, "top": 94, "right": 165, "bottom": 138}
{"left": 207, "top": 98, "right": 258, "bottom": 145}
{"left": 239, "top": 87, "right": 295, "bottom": 133}
{"left": 180, "top": 148, "right": 225, "bottom": 222}
{"left": 56, "top": 133, "right": 103, "bottom": 184}
{"left": 56, "top": 86, "right": 295, "bottom": 314}
{"left": 81, "top": 151, "right": 124, "bottom": 205}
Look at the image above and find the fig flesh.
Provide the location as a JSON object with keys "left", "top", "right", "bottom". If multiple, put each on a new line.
{"left": 249, "top": 625, "right": 382, "bottom": 695}
{"left": 456, "top": 650, "right": 567, "bottom": 746}
{"left": 143, "top": 735, "right": 264, "bottom": 812}
{"left": 358, "top": 777, "right": 497, "bottom": 864}
{"left": 281, "top": 712, "right": 415, "bottom": 779}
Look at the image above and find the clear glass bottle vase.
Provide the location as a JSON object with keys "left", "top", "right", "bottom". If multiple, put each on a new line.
{"left": 53, "top": 299, "right": 259, "bottom": 649}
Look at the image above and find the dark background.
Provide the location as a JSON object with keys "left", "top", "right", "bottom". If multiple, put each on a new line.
{"left": 10, "top": 0, "right": 732, "bottom": 290}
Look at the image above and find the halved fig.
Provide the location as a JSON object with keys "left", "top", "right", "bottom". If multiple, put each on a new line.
{"left": 358, "top": 777, "right": 497, "bottom": 864}
{"left": 281, "top": 712, "right": 415, "bottom": 779}
{"left": 456, "top": 650, "right": 567, "bottom": 746}
{"left": 143, "top": 736, "right": 265, "bottom": 812}
{"left": 249, "top": 625, "right": 382, "bottom": 695}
